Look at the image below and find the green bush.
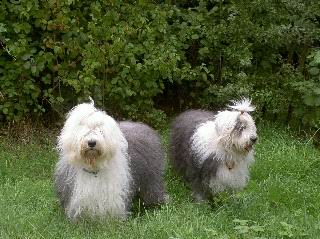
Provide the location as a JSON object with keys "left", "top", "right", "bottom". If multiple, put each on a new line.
{"left": 0, "top": 0, "right": 319, "bottom": 129}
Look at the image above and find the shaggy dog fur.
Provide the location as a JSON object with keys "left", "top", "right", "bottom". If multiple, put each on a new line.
{"left": 170, "top": 99, "right": 257, "bottom": 202}
{"left": 54, "top": 100, "right": 166, "bottom": 220}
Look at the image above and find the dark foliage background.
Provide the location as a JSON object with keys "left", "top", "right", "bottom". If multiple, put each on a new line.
{"left": 0, "top": 0, "right": 320, "bottom": 130}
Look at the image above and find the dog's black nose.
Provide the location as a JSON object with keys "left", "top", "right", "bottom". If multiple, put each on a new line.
{"left": 250, "top": 136, "right": 258, "bottom": 143}
{"left": 88, "top": 140, "right": 96, "bottom": 148}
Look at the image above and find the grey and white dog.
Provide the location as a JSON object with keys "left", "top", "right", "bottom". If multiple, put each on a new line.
{"left": 170, "top": 99, "right": 257, "bottom": 202}
{"left": 54, "top": 100, "right": 166, "bottom": 220}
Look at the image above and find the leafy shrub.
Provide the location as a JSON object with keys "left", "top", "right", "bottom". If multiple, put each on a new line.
{"left": 0, "top": 0, "right": 319, "bottom": 130}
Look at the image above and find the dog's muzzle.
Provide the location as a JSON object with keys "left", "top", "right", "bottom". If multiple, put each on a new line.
{"left": 81, "top": 139, "right": 102, "bottom": 168}
{"left": 88, "top": 139, "right": 96, "bottom": 148}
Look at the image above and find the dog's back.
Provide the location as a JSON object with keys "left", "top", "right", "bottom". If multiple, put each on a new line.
{"left": 54, "top": 159, "right": 76, "bottom": 210}
{"left": 169, "top": 110, "right": 215, "bottom": 176}
{"left": 119, "top": 121, "right": 167, "bottom": 206}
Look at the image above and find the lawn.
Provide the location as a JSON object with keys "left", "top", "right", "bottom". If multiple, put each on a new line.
{"left": 0, "top": 122, "right": 319, "bottom": 239}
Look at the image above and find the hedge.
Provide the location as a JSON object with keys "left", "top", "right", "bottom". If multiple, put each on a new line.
{"left": 0, "top": 0, "right": 319, "bottom": 129}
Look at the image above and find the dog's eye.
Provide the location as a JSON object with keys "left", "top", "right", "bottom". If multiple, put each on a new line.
{"left": 240, "top": 125, "right": 246, "bottom": 131}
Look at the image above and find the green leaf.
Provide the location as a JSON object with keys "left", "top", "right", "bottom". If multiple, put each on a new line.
{"left": 57, "top": 97, "right": 64, "bottom": 103}
{"left": 31, "top": 65, "right": 37, "bottom": 75}
{"left": 54, "top": 46, "right": 61, "bottom": 54}
{"left": 313, "top": 88, "right": 320, "bottom": 94}
{"left": 0, "top": 23, "right": 7, "bottom": 33}
{"left": 303, "top": 95, "right": 320, "bottom": 106}
{"left": 24, "top": 61, "right": 31, "bottom": 69}
{"left": 313, "top": 51, "right": 320, "bottom": 64}
{"left": 191, "top": 34, "right": 199, "bottom": 40}
{"left": 309, "top": 67, "right": 319, "bottom": 76}
{"left": 199, "top": 47, "right": 209, "bottom": 55}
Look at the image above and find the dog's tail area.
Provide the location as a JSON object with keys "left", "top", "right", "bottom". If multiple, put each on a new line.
{"left": 228, "top": 98, "right": 255, "bottom": 113}
{"left": 88, "top": 96, "right": 94, "bottom": 106}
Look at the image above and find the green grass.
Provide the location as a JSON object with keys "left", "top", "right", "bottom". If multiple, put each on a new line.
{"left": 1, "top": 122, "right": 320, "bottom": 238}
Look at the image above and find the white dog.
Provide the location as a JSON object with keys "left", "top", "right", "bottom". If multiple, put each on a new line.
{"left": 54, "top": 99, "right": 167, "bottom": 220}
{"left": 170, "top": 99, "right": 257, "bottom": 202}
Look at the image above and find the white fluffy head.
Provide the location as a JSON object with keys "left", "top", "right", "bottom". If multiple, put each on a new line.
{"left": 215, "top": 98, "right": 257, "bottom": 154}
{"left": 58, "top": 100, "right": 128, "bottom": 171}
{"left": 228, "top": 98, "right": 255, "bottom": 113}
{"left": 191, "top": 98, "right": 258, "bottom": 166}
